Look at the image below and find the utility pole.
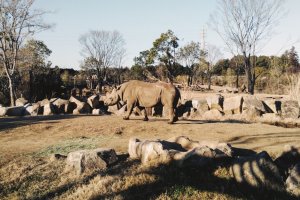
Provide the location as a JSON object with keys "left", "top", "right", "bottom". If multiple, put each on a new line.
{"left": 200, "top": 27, "right": 207, "bottom": 85}
{"left": 201, "top": 27, "right": 207, "bottom": 54}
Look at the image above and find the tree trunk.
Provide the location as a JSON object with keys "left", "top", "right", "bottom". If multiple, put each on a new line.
{"left": 244, "top": 56, "right": 255, "bottom": 95}
{"left": 187, "top": 75, "right": 191, "bottom": 86}
{"left": 208, "top": 72, "right": 211, "bottom": 90}
{"left": 8, "top": 76, "right": 15, "bottom": 106}
{"left": 235, "top": 70, "right": 239, "bottom": 89}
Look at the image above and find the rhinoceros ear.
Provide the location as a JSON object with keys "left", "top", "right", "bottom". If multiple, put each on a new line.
{"left": 116, "top": 85, "right": 121, "bottom": 90}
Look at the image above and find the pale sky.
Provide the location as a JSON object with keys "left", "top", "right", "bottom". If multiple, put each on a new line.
{"left": 34, "top": 0, "right": 300, "bottom": 69}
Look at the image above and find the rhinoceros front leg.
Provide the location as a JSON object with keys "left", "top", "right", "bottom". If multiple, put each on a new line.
{"left": 168, "top": 106, "right": 175, "bottom": 124}
{"left": 142, "top": 108, "right": 149, "bottom": 121}
{"left": 123, "top": 102, "right": 134, "bottom": 120}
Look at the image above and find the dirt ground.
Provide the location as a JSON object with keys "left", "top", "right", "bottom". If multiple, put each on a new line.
{"left": 1, "top": 114, "right": 300, "bottom": 164}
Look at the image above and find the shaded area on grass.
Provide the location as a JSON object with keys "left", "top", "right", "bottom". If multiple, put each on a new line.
{"left": 1, "top": 151, "right": 297, "bottom": 200}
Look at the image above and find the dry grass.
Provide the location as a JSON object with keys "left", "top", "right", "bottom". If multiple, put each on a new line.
{"left": 288, "top": 74, "right": 300, "bottom": 105}
{"left": 1, "top": 154, "right": 296, "bottom": 200}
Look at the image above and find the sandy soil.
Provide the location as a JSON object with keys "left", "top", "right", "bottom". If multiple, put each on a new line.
{"left": 1, "top": 114, "right": 299, "bottom": 164}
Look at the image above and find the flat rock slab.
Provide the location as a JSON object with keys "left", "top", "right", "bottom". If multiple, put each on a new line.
{"left": 65, "top": 148, "right": 118, "bottom": 175}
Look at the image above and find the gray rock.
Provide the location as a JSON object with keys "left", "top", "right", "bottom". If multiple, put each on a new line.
{"left": 206, "top": 94, "right": 224, "bottom": 111}
{"left": 129, "top": 137, "right": 233, "bottom": 167}
{"left": 65, "top": 148, "right": 118, "bottom": 174}
{"left": 51, "top": 98, "right": 70, "bottom": 114}
{"left": 6, "top": 106, "right": 25, "bottom": 116}
{"left": 242, "top": 107, "right": 262, "bottom": 121}
{"left": 87, "top": 95, "right": 100, "bottom": 109}
{"left": 43, "top": 103, "right": 55, "bottom": 116}
{"left": 281, "top": 100, "right": 300, "bottom": 119}
{"left": 192, "top": 99, "right": 209, "bottom": 113}
{"left": 24, "top": 103, "right": 40, "bottom": 116}
{"left": 15, "top": 97, "right": 28, "bottom": 107}
{"left": 223, "top": 96, "right": 243, "bottom": 115}
{"left": 38, "top": 99, "right": 50, "bottom": 107}
{"left": 202, "top": 109, "right": 223, "bottom": 120}
{"left": 168, "top": 136, "right": 233, "bottom": 157}
{"left": 0, "top": 107, "right": 8, "bottom": 116}
{"left": 69, "top": 96, "right": 91, "bottom": 114}
{"left": 243, "top": 96, "right": 265, "bottom": 113}
{"left": 263, "top": 98, "right": 281, "bottom": 114}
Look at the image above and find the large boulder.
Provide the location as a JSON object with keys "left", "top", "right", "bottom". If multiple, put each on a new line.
{"left": 223, "top": 96, "right": 243, "bottom": 115}
{"left": 263, "top": 98, "right": 282, "bottom": 114}
{"left": 65, "top": 148, "right": 118, "bottom": 175}
{"left": 281, "top": 100, "right": 300, "bottom": 119}
{"left": 206, "top": 94, "right": 224, "bottom": 111}
{"left": 174, "top": 146, "right": 230, "bottom": 168}
{"left": 15, "top": 97, "right": 28, "bottom": 107}
{"left": 92, "top": 109, "right": 104, "bottom": 115}
{"left": 286, "top": 163, "right": 300, "bottom": 197}
{"left": 43, "top": 103, "right": 56, "bottom": 116}
{"left": 107, "top": 102, "right": 124, "bottom": 114}
{"left": 129, "top": 137, "right": 233, "bottom": 167}
{"left": 24, "top": 103, "right": 40, "bottom": 116}
{"left": 0, "top": 107, "right": 8, "bottom": 116}
{"left": 6, "top": 106, "right": 26, "bottom": 116}
{"left": 37, "top": 99, "right": 50, "bottom": 107}
{"left": 241, "top": 96, "right": 266, "bottom": 121}
{"left": 168, "top": 136, "right": 233, "bottom": 157}
{"left": 192, "top": 99, "right": 209, "bottom": 113}
{"left": 51, "top": 98, "right": 70, "bottom": 114}
{"left": 128, "top": 138, "right": 172, "bottom": 164}
{"left": 242, "top": 96, "right": 265, "bottom": 114}
{"left": 202, "top": 109, "right": 223, "bottom": 120}
{"left": 69, "top": 96, "right": 91, "bottom": 114}
{"left": 231, "top": 151, "right": 284, "bottom": 190}
{"left": 261, "top": 113, "right": 282, "bottom": 122}
{"left": 87, "top": 95, "right": 100, "bottom": 109}
{"left": 242, "top": 107, "right": 262, "bottom": 121}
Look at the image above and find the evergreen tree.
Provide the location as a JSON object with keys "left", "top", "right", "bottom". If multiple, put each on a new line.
{"left": 288, "top": 46, "right": 299, "bottom": 72}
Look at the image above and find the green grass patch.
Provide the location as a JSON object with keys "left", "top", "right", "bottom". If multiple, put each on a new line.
{"left": 33, "top": 135, "right": 120, "bottom": 157}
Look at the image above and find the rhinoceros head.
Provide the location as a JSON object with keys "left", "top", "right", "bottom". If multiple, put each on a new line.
{"left": 104, "top": 88, "right": 120, "bottom": 106}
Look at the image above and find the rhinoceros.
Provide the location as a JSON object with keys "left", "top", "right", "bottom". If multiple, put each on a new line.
{"left": 104, "top": 80, "right": 181, "bottom": 124}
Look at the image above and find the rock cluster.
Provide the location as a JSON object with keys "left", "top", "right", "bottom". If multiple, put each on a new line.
{"left": 0, "top": 95, "right": 106, "bottom": 117}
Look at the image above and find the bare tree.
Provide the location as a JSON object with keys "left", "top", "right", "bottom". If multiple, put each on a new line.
{"left": 79, "top": 30, "right": 126, "bottom": 89}
{"left": 0, "top": 0, "right": 50, "bottom": 106}
{"left": 209, "top": 0, "right": 285, "bottom": 94}
{"left": 202, "top": 44, "right": 223, "bottom": 90}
